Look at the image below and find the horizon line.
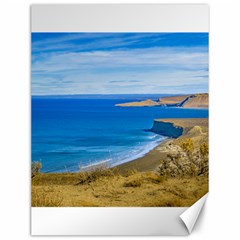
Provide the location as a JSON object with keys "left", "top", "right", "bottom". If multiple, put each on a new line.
{"left": 32, "top": 92, "right": 208, "bottom": 97}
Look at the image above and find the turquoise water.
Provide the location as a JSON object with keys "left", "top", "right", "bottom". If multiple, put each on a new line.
{"left": 32, "top": 94, "right": 208, "bottom": 172}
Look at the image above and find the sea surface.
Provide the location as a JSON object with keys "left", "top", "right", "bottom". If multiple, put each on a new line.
{"left": 32, "top": 94, "right": 208, "bottom": 172}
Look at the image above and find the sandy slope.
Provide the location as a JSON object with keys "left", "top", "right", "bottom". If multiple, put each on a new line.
{"left": 115, "top": 99, "right": 159, "bottom": 107}
{"left": 182, "top": 94, "right": 208, "bottom": 108}
{"left": 158, "top": 95, "right": 190, "bottom": 104}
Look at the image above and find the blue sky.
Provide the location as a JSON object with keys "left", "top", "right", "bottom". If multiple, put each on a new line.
{"left": 32, "top": 33, "right": 208, "bottom": 95}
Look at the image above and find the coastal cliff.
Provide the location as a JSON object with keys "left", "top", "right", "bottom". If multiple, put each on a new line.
{"left": 150, "top": 118, "right": 208, "bottom": 138}
{"left": 151, "top": 120, "right": 183, "bottom": 138}
{"left": 115, "top": 93, "right": 208, "bottom": 109}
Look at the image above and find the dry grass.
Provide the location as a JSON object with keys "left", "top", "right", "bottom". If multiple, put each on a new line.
{"left": 32, "top": 187, "right": 63, "bottom": 207}
{"left": 32, "top": 168, "right": 208, "bottom": 207}
{"left": 77, "top": 166, "right": 115, "bottom": 185}
{"left": 123, "top": 179, "right": 142, "bottom": 187}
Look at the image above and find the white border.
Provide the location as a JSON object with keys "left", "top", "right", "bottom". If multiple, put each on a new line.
{"left": 31, "top": 4, "right": 209, "bottom": 32}
{"left": 32, "top": 207, "right": 188, "bottom": 235}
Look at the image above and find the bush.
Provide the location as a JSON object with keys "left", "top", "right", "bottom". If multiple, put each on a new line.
{"left": 199, "top": 142, "right": 209, "bottom": 175}
{"left": 77, "top": 166, "right": 114, "bottom": 185}
{"left": 180, "top": 138, "right": 194, "bottom": 156}
{"left": 157, "top": 139, "right": 209, "bottom": 177}
{"left": 32, "top": 161, "right": 42, "bottom": 178}
{"left": 200, "top": 142, "right": 209, "bottom": 157}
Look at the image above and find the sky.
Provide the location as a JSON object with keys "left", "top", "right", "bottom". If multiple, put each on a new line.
{"left": 32, "top": 33, "right": 208, "bottom": 95}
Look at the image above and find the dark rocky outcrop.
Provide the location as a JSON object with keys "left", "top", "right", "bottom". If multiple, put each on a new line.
{"left": 151, "top": 120, "right": 183, "bottom": 138}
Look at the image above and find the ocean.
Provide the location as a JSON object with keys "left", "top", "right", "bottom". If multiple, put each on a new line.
{"left": 32, "top": 94, "right": 208, "bottom": 172}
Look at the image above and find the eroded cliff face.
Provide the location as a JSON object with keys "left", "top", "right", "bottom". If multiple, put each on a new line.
{"left": 181, "top": 94, "right": 208, "bottom": 108}
{"left": 151, "top": 120, "right": 183, "bottom": 138}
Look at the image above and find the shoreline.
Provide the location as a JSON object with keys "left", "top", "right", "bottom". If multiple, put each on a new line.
{"left": 114, "top": 138, "right": 171, "bottom": 174}
{"left": 40, "top": 136, "right": 168, "bottom": 173}
{"left": 116, "top": 118, "right": 208, "bottom": 173}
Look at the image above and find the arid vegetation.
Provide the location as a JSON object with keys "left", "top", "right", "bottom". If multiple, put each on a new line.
{"left": 32, "top": 164, "right": 208, "bottom": 207}
{"left": 157, "top": 139, "right": 209, "bottom": 177}
{"left": 31, "top": 161, "right": 42, "bottom": 178}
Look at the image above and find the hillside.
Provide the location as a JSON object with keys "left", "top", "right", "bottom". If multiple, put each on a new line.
{"left": 32, "top": 170, "right": 208, "bottom": 207}
{"left": 115, "top": 93, "right": 208, "bottom": 109}
{"left": 158, "top": 95, "right": 190, "bottom": 105}
{"left": 181, "top": 94, "right": 208, "bottom": 108}
{"left": 115, "top": 99, "right": 159, "bottom": 107}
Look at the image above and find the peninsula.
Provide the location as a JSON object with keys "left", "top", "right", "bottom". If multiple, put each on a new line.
{"left": 115, "top": 93, "right": 208, "bottom": 108}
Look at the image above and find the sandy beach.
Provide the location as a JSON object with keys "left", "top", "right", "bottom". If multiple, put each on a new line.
{"left": 115, "top": 140, "right": 171, "bottom": 174}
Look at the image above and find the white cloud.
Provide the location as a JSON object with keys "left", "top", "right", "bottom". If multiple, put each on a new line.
{"left": 32, "top": 47, "right": 207, "bottom": 71}
{"left": 32, "top": 46, "right": 208, "bottom": 95}
{"left": 32, "top": 33, "right": 164, "bottom": 53}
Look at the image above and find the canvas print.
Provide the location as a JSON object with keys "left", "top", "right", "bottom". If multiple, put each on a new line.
{"left": 31, "top": 33, "right": 209, "bottom": 207}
